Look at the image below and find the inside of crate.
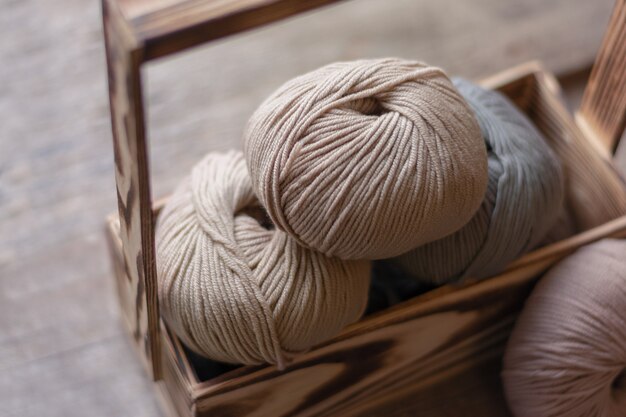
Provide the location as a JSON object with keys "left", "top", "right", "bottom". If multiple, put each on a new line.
{"left": 136, "top": 65, "right": 626, "bottom": 387}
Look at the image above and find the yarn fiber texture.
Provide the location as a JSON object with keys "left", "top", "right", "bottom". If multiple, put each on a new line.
{"left": 244, "top": 58, "right": 488, "bottom": 260}
{"left": 391, "top": 78, "right": 564, "bottom": 284}
{"left": 503, "top": 239, "right": 626, "bottom": 417}
{"left": 155, "top": 151, "right": 370, "bottom": 367}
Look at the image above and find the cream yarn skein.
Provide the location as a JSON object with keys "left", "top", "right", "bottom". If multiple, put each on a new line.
{"left": 391, "top": 79, "right": 564, "bottom": 284}
{"left": 503, "top": 239, "right": 626, "bottom": 417}
{"left": 244, "top": 58, "right": 488, "bottom": 260}
{"left": 156, "top": 151, "right": 370, "bottom": 367}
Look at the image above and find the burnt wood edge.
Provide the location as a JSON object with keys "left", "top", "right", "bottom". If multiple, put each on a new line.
{"left": 103, "top": 0, "right": 161, "bottom": 379}
{"left": 577, "top": 0, "right": 626, "bottom": 154}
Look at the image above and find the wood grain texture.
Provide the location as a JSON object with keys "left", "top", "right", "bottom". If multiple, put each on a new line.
{"left": 0, "top": 0, "right": 616, "bottom": 415}
{"left": 103, "top": 0, "right": 162, "bottom": 379}
{"left": 577, "top": 0, "right": 626, "bottom": 154}
{"left": 194, "top": 316, "right": 520, "bottom": 416}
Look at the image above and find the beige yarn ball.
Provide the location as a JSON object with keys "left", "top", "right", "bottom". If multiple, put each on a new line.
{"left": 156, "top": 151, "right": 370, "bottom": 367}
{"left": 244, "top": 58, "right": 488, "bottom": 260}
{"left": 503, "top": 239, "right": 626, "bottom": 417}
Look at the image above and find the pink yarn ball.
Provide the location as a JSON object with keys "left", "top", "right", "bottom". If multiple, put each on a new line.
{"left": 503, "top": 239, "right": 626, "bottom": 417}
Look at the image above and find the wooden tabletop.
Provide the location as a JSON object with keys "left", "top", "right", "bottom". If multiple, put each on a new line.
{"left": 0, "top": 0, "right": 615, "bottom": 415}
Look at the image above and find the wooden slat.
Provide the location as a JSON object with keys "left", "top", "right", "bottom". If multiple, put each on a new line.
{"left": 486, "top": 62, "right": 626, "bottom": 231}
{"left": 121, "top": 0, "right": 347, "bottom": 60}
{"left": 194, "top": 309, "right": 522, "bottom": 416}
{"left": 528, "top": 67, "right": 626, "bottom": 230}
{"left": 103, "top": 0, "right": 161, "bottom": 379}
{"left": 577, "top": 0, "right": 626, "bottom": 153}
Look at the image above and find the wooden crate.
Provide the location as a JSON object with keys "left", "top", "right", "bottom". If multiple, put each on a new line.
{"left": 102, "top": 0, "right": 626, "bottom": 415}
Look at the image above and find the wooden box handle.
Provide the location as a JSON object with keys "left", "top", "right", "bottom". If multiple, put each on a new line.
{"left": 103, "top": 0, "right": 626, "bottom": 381}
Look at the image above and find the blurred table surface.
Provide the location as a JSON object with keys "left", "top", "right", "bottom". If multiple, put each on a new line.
{"left": 0, "top": 0, "right": 616, "bottom": 415}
